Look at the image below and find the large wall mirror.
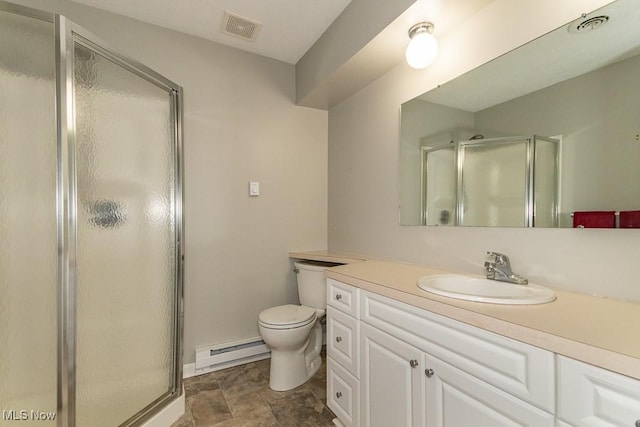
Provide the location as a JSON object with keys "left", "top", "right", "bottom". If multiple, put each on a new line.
{"left": 399, "top": 0, "right": 640, "bottom": 228}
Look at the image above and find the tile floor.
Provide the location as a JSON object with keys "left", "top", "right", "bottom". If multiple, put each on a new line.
{"left": 171, "top": 348, "right": 335, "bottom": 427}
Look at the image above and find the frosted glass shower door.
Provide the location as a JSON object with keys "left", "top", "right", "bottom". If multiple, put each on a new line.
{"left": 533, "top": 136, "right": 559, "bottom": 227}
{"left": 72, "top": 38, "right": 179, "bottom": 426}
{"left": 423, "top": 146, "right": 456, "bottom": 225}
{"left": 459, "top": 139, "right": 529, "bottom": 227}
{"left": 0, "top": 8, "right": 57, "bottom": 425}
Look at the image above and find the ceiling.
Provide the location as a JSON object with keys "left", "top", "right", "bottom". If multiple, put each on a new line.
{"left": 68, "top": 0, "right": 352, "bottom": 64}
{"left": 420, "top": 0, "right": 637, "bottom": 112}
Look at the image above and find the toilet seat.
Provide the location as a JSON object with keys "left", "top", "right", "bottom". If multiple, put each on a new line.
{"left": 258, "top": 304, "right": 316, "bottom": 330}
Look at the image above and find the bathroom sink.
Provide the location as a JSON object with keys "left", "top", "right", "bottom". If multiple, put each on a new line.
{"left": 417, "top": 274, "right": 556, "bottom": 305}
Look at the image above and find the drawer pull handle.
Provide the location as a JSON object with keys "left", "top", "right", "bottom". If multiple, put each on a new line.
{"left": 336, "top": 336, "right": 343, "bottom": 343}
{"left": 425, "top": 368, "right": 434, "bottom": 378}
{"left": 335, "top": 294, "right": 343, "bottom": 301}
{"left": 409, "top": 359, "right": 419, "bottom": 368}
{"left": 336, "top": 391, "right": 342, "bottom": 399}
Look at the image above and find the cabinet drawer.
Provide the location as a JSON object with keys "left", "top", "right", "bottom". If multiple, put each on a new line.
{"left": 327, "top": 307, "right": 359, "bottom": 377}
{"left": 327, "top": 356, "right": 359, "bottom": 427}
{"left": 361, "top": 290, "right": 555, "bottom": 412}
{"left": 327, "top": 279, "right": 359, "bottom": 317}
{"left": 424, "top": 352, "right": 554, "bottom": 426}
{"left": 557, "top": 355, "right": 640, "bottom": 426}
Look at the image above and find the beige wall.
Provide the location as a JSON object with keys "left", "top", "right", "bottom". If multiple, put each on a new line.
{"left": 296, "top": 0, "right": 415, "bottom": 108}
{"left": 327, "top": 0, "right": 640, "bottom": 302}
{"left": 475, "top": 53, "right": 640, "bottom": 224}
{"left": 15, "top": 0, "right": 328, "bottom": 364}
{"left": 399, "top": 99, "right": 474, "bottom": 225}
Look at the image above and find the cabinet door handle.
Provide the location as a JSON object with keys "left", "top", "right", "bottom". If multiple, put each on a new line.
{"left": 335, "top": 294, "right": 342, "bottom": 300}
{"left": 336, "top": 336, "right": 342, "bottom": 343}
{"left": 409, "top": 359, "right": 419, "bottom": 368}
{"left": 336, "top": 391, "right": 342, "bottom": 399}
{"left": 425, "top": 368, "right": 434, "bottom": 378}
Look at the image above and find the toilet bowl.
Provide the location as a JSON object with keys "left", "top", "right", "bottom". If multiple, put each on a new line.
{"left": 258, "top": 304, "right": 324, "bottom": 391}
{"left": 258, "top": 261, "right": 336, "bottom": 391}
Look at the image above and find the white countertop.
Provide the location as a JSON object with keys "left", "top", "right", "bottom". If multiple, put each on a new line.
{"left": 290, "top": 250, "right": 640, "bottom": 380}
{"left": 289, "top": 250, "right": 367, "bottom": 265}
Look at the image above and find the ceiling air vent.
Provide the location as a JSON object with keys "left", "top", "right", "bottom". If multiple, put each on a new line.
{"left": 222, "top": 11, "right": 261, "bottom": 42}
{"left": 568, "top": 15, "right": 609, "bottom": 34}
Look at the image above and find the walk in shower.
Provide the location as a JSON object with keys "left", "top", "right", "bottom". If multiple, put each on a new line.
{"left": 421, "top": 135, "right": 559, "bottom": 227}
{"left": 0, "top": 2, "right": 183, "bottom": 426}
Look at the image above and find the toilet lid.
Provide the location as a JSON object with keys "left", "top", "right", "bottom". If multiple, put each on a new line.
{"left": 258, "top": 304, "right": 316, "bottom": 329}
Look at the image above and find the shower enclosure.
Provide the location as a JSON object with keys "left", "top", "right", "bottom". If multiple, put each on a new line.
{"left": 0, "top": 2, "right": 184, "bottom": 426}
{"left": 422, "top": 135, "right": 559, "bottom": 227}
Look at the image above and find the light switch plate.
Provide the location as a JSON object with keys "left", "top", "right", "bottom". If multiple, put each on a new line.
{"left": 249, "top": 181, "right": 260, "bottom": 196}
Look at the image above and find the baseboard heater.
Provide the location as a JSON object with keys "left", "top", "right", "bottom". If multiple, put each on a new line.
{"left": 195, "top": 337, "right": 270, "bottom": 374}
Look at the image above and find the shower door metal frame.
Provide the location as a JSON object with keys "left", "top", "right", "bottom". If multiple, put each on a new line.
{"left": 420, "top": 134, "right": 559, "bottom": 227}
{"left": 420, "top": 144, "right": 457, "bottom": 226}
{"left": 457, "top": 136, "right": 533, "bottom": 227}
{"left": 56, "top": 16, "right": 185, "bottom": 427}
{"left": 0, "top": 2, "right": 184, "bottom": 426}
{"left": 456, "top": 135, "right": 559, "bottom": 227}
{"left": 532, "top": 135, "right": 561, "bottom": 228}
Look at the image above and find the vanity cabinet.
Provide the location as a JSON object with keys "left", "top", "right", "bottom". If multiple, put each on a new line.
{"left": 423, "top": 352, "right": 554, "bottom": 426}
{"left": 327, "top": 307, "right": 359, "bottom": 377}
{"left": 359, "top": 289, "right": 554, "bottom": 427}
{"left": 328, "top": 357, "right": 359, "bottom": 427}
{"left": 326, "top": 278, "right": 640, "bottom": 427}
{"left": 326, "top": 279, "right": 361, "bottom": 427}
{"left": 557, "top": 356, "right": 640, "bottom": 426}
{"left": 360, "top": 322, "right": 423, "bottom": 426}
{"left": 360, "top": 290, "right": 555, "bottom": 413}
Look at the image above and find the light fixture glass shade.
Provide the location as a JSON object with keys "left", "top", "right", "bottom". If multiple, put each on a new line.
{"left": 406, "top": 24, "right": 438, "bottom": 69}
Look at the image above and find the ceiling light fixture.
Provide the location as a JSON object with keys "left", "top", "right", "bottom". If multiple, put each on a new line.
{"left": 406, "top": 22, "right": 438, "bottom": 69}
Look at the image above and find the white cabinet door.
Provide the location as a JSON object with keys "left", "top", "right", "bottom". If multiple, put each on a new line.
{"left": 327, "top": 357, "right": 360, "bottom": 427}
{"left": 558, "top": 356, "right": 640, "bottom": 427}
{"left": 361, "top": 290, "right": 555, "bottom": 411}
{"left": 424, "top": 353, "right": 554, "bottom": 427}
{"left": 361, "top": 323, "right": 424, "bottom": 427}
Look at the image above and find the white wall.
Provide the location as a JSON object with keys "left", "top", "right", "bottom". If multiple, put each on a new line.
{"left": 475, "top": 53, "right": 640, "bottom": 223}
{"left": 327, "top": 0, "right": 640, "bottom": 302}
{"left": 296, "top": 0, "right": 415, "bottom": 107}
{"left": 399, "top": 99, "right": 474, "bottom": 225}
{"left": 14, "top": 0, "right": 328, "bottom": 364}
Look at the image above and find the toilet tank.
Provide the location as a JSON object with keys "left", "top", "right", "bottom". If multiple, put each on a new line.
{"left": 294, "top": 261, "right": 340, "bottom": 309}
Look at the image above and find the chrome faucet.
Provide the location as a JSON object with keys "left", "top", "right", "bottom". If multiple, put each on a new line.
{"left": 484, "top": 251, "right": 528, "bottom": 285}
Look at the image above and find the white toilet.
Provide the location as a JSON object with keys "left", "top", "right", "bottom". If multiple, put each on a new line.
{"left": 258, "top": 261, "right": 334, "bottom": 391}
